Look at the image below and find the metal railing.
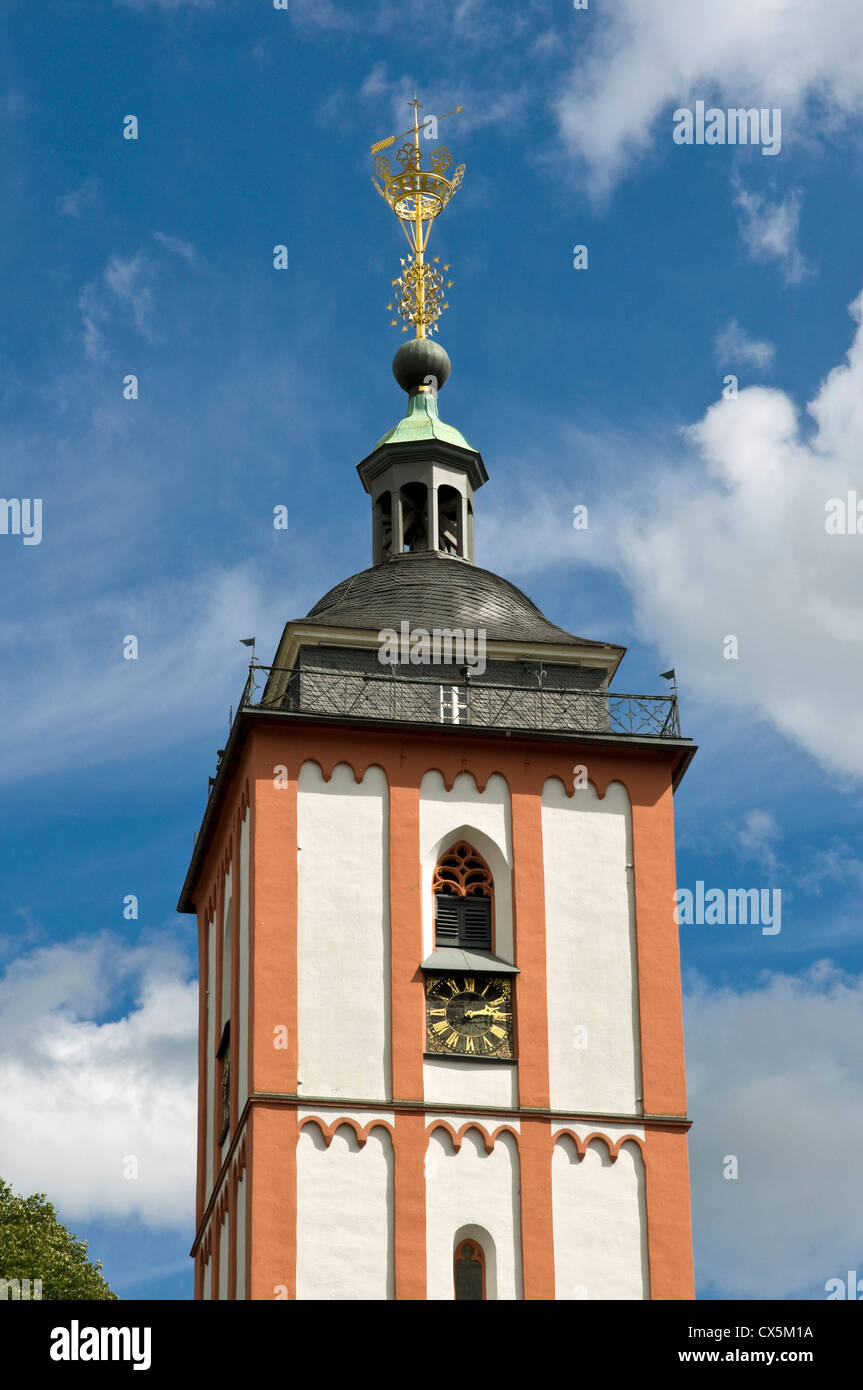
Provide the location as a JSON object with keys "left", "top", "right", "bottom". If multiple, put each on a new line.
{"left": 238, "top": 664, "right": 682, "bottom": 739}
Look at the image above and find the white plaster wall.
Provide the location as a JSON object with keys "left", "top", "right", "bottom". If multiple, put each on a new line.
{"left": 238, "top": 811, "right": 250, "bottom": 1115}
{"left": 297, "top": 762, "right": 390, "bottom": 1100}
{"left": 202, "top": 1255, "right": 212, "bottom": 1301}
{"left": 542, "top": 779, "right": 642, "bottom": 1113}
{"left": 423, "top": 1059, "right": 517, "bottom": 1109}
{"left": 425, "top": 1128, "right": 522, "bottom": 1300}
{"left": 235, "top": 1170, "right": 247, "bottom": 1300}
{"left": 205, "top": 914, "right": 216, "bottom": 1198}
{"left": 296, "top": 1123, "right": 394, "bottom": 1299}
{"left": 217, "top": 1213, "right": 229, "bottom": 1301}
{"left": 419, "top": 771, "right": 513, "bottom": 960}
{"left": 552, "top": 1136, "right": 648, "bottom": 1300}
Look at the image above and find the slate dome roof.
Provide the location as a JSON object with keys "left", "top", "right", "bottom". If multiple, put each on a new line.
{"left": 302, "top": 552, "right": 605, "bottom": 649}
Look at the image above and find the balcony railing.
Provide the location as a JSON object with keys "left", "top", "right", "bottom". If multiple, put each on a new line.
{"left": 238, "top": 664, "right": 682, "bottom": 740}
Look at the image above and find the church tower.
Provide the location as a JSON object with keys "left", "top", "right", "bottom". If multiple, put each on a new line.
{"left": 180, "top": 103, "right": 696, "bottom": 1301}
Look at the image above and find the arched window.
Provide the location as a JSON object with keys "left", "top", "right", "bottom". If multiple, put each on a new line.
{"left": 437, "top": 484, "right": 462, "bottom": 555}
{"left": 454, "top": 1238, "right": 486, "bottom": 1300}
{"left": 400, "top": 482, "right": 428, "bottom": 551}
{"left": 433, "top": 842, "right": 493, "bottom": 951}
{"left": 373, "top": 492, "right": 392, "bottom": 562}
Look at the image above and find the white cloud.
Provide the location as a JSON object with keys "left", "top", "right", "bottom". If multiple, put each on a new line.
{"left": 806, "top": 846, "right": 863, "bottom": 897}
{"left": 294, "top": 0, "right": 536, "bottom": 42}
{"left": 103, "top": 254, "right": 154, "bottom": 332}
{"left": 0, "top": 563, "right": 282, "bottom": 783}
{"left": 361, "top": 62, "right": 395, "bottom": 99}
{"left": 76, "top": 237, "right": 195, "bottom": 362}
{"left": 737, "top": 808, "right": 781, "bottom": 874}
{"left": 613, "top": 302, "right": 863, "bottom": 776}
{"left": 483, "top": 286, "right": 863, "bottom": 780}
{"left": 733, "top": 181, "right": 810, "bottom": 284}
{"left": 79, "top": 252, "right": 156, "bottom": 363}
{"left": 0, "top": 933, "right": 196, "bottom": 1227}
{"left": 344, "top": 61, "right": 527, "bottom": 141}
{"left": 152, "top": 232, "right": 197, "bottom": 264}
{"left": 555, "top": 0, "right": 863, "bottom": 197}
{"left": 685, "top": 962, "right": 863, "bottom": 1297}
{"left": 715, "top": 317, "right": 775, "bottom": 371}
{"left": 58, "top": 178, "right": 102, "bottom": 221}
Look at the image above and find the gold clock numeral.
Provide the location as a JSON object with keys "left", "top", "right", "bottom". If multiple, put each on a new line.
{"left": 465, "top": 1036, "right": 475, "bottom": 1053}
{"left": 492, "top": 1010, "right": 511, "bottom": 1021}
{"left": 446, "top": 1031, "right": 460, "bottom": 1048}
{"left": 489, "top": 1024, "right": 506, "bottom": 1039}
{"left": 479, "top": 1034, "right": 493, "bottom": 1052}
{"left": 446, "top": 978, "right": 459, "bottom": 996}
{"left": 428, "top": 1007, "right": 446, "bottom": 1017}
{"left": 463, "top": 976, "right": 475, "bottom": 994}
{"left": 432, "top": 1020, "right": 449, "bottom": 1035}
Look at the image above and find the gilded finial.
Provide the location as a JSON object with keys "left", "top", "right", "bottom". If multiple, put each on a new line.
{"left": 370, "top": 96, "right": 465, "bottom": 339}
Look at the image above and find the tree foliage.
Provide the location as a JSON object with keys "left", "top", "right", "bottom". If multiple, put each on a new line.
{"left": 0, "top": 1179, "right": 117, "bottom": 1300}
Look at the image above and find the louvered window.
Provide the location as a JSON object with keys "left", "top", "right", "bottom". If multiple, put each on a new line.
{"left": 434, "top": 894, "right": 492, "bottom": 950}
{"left": 434, "top": 894, "right": 461, "bottom": 944}
{"left": 433, "top": 842, "right": 493, "bottom": 951}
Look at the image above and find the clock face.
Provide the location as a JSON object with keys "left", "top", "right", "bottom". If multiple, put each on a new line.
{"left": 425, "top": 975, "right": 514, "bottom": 1060}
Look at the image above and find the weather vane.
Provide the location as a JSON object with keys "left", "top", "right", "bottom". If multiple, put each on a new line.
{"left": 370, "top": 95, "right": 465, "bottom": 339}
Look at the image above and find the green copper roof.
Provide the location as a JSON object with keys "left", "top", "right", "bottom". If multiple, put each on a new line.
{"left": 373, "top": 389, "right": 476, "bottom": 453}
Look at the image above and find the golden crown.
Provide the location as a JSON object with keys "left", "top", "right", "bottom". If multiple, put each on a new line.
{"left": 372, "top": 141, "right": 465, "bottom": 227}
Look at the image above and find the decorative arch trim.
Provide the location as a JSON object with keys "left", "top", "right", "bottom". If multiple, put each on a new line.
{"left": 426, "top": 1119, "right": 519, "bottom": 1155}
{"left": 541, "top": 772, "right": 629, "bottom": 803}
{"left": 297, "top": 757, "right": 390, "bottom": 787}
{"left": 553, "top": 1129, "right": 645, "bottom": 1162}
{"left": 421, "top": 764, "right": 497, "bottom": 794}
{"left": 297, "top": 1115, "right": 395, "bottom": 1149}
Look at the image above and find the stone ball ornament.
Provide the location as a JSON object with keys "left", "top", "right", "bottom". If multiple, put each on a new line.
{"left": 392, "top": 338, "right": 452, "bottom": 395}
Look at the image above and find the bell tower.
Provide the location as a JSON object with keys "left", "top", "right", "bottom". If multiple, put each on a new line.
{"left": 181, "top": 102, "right": 696, "bottom": 1301}
{"left": 358, "top": 345, "right": 487, "bottom": 565}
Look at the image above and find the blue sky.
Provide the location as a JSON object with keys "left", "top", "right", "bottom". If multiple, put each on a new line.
{"left": 1, "top": 0, "right": 862, "bottom": 1301}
